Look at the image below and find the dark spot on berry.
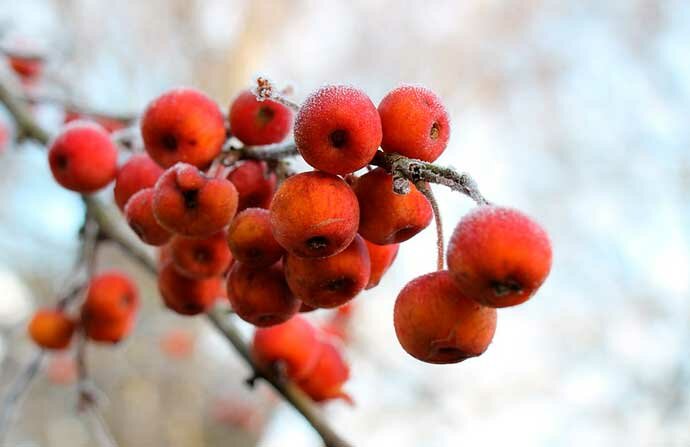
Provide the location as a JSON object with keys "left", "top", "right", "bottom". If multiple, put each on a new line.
{"left": 194, "top": 248, "right": 210, "bottom": 263}
{"left": 430, "top": 122, "right": 440, "bottom": 140}
{"left": 55, "top": 154, "right": 69, "bottom": 170}
{"left": 490, "top": 278, "right": 523, "bottom": 296}
{"left": 182, "top": 189, "right": 199, "bottom": 209}
{"left": 257, "top": 314, "right": 279, "bottom": 326}
{"left": 329, "top": 129, "right": 348, "bottom": 148}
{"left": 162, "top": 134, "right": 178, "bottom": 151}
{"left": 325, "top": 277, "right": 353, "bottom": 292}
{"left": 391, "top": 226, "right": 418, "bottom": 243}
{"left": 306, "top": 236, "right": 329, "bottom": 250}
{"left": 257, "top": 106, "right": 275, "bottom": 126}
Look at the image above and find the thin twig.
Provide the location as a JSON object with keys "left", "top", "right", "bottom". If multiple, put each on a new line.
{"left": 0, "top": 352, "right": 43, "bottom": 443}
{"left": 254, "top": 77, "right": 301, "bottom": 111}
{"left": 416, "top": 182, "right": 444, "bottom": 270}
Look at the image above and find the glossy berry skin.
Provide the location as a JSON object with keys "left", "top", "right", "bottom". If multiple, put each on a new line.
{"left": 124, "top": 188, "right": 172, "bottom": 246}
{"left": 170, "top": 231, "right": 233, "bottom": 279}
{"left": 227, "top": 208, "right": 284, "bottom": 268}
{"left": 81, "top": 272, "right": 139, "bottom": 343}
{"left": 48, "top": 121, "right": 118, "bottom": 193}
{"left": 270, "top": 171, "right": 359, "bottom": 258}
{"left": 141, "top": 88, "right": 226, "bottom": 168}
{"left": 158, "top": 261, "right": 222, "bottom": 315}
{"left": 394, "top": 270, "right": 496, "bottom": 364}
{"left": 294, "top": 85, "right": 381, "bottom": 175}
{"left": 226, "top": 261, "right": 300, "bottom": 327}
{"left": 447, "top": 206, "right": 552, "bottom": 308}
{"left": 252, "top": 316, "right": 322, "bottom": 380}
{"left": 378, "top": 85, "right": 450, "bottom": 162}
{"left": 297, "top": 341, "right": 352, "bottom": 404}
{"left": 28, "top": 309, "right": 75, "bottom": 350}
{"left": 226, "top": 160, "right": 277, "bottom": 211}
{"left": 152, "top": 163, "right": 238, "bottom": 237}
{"left": 364, "top": 240, "right": 399, "bottom": 289}
{"left": 114, "top": 154, "right": 164, "bottom": 210}
{"left": 353, "top": 168, "right": 432, "bottom": 245}
{"left": 285, "top": 235, "right": 370, "bottom": 309}
{"left": 229, "top": 90, "right": 292, "bottom": 145}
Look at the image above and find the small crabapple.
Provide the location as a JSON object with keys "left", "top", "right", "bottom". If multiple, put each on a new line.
{"left": 270, "top": 171, "right": 359, "bottom": 258}
{"left": 226, "top": 208, "right": 284, "bottom": 268}
{"left": 226, "top": 160, "right": 277, "bottom": 211}
{"left": 170, "top": 230, "right": 233, "bottom": 279}
{"left": 294, "top": 85, "right": 381, "bottom": 175}
{"left": 28, "top": 309, "right": 75, "bottom": 350}
{"left": 364, "top": 239, "right": 399, "bottom": 289}
{"left": 114, "top": 154, "right": 164, "bottom": 210}
{"left": 48, "top": 121, "right": 118, "bottom": 193}
{"left": 447, "top": 206, "right": 552, "bottom": 308}
{"left": 297, "top": 340, "right": 352, "bottom": 404}
{"left": 158, "top": 261, "right": 223, "bottom": 316}
{"left": 81, "top": 271, "right": 139, "bottom": 343}
{"left": 124, "top": 188, "right": 172, "bottom": 246}
{"left": 394, "top": 270, "right": 497, "bottom": 364}
{"left": 229, "top": 90, "right": 292, "bottom": 145}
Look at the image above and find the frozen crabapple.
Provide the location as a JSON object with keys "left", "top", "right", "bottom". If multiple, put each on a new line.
{"left": 297, "top": 340, "right": 352, "bottom": 404}
{"left": 28, "top": 309, "right": 75, "bottom": 350}
{"left": 124, "top": 188, "right": 172, "bottom": 246}
{"left": 353, "top": 168, "right": 432, "bottom": 245}
{"left": 229, "top": 90, "right": 292, "bottom": 145}
{"left": 251, "top": 315, "right": 322, "bottom": 380}
{"left": 378, "top": 85, "right": 450, "bottom": 162}
{"left": 81, "top": 271, "right": 140, "bottom": 343}
{"left": 394, "top": 270, "right": 497, "bottom": 364}
{"left": 226, "top": 261, "right": 300, "bottom": 327}
{"left": 170, "top": 230, "right": 233, "bottom": 279}
{"left": 158, "top": 261, "right": 222, "bottom": 315}
{"left": 447, "top": 206, "right": 552, "bottom": 308}
{"left": 364, "top": 239, "right": 399, "bottom": 289}
{"left": 226, "top": 160, "right": 277, "bottom": 211}
{"left": 152, "top": 163, "right": 238, "bottom": 237}
{"left": 285, "top": 235, "right": 370, "bottom": 309}
{"left": 48, "top": 121, "right": 118, "bottom": 193}
{"left": 294, "top": 85, "right": 381, "bottom": 175}
{"left": 270, "top": 171, "right": 359, "bottom": 258}
{"left": 226, "top": 208, "right": 284, "bottom": 268}
{"left": 141, "top": 88, "right": 226, "bottom": 168}
{"left": 114, "top": 154, "right": 164, "bottom": 210}
{"left": 7, "top": 53, "right": 43, "bottom": 81}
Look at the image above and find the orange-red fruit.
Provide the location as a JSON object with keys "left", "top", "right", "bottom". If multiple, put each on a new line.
{"left": 226, "top": 261, "right": 300, "bottom": 327}
{"left": 353, "top": 168, "right": 432, "bottom": 245}
{"left": 170, "top": 231, "right": 233, "bottom": 279}
{"left": 447, "top": 206, "right": 552, "bottom": 308}
{"left": 229, "top": 90, "right": 292, "bottom": 145}
{"left": 47, "top": 121, "right": 118, "bottom": 193}
{"left": 297, "top": 341, "right": 352, "bottom": 404}
{"left": 394, "top": 270, "right": 497, "bottom": 364}
{"left": 226, "top": 160, "right": 277, "bottom": 211}
{"left": 141, "top": 88, "right": 225, "bottom": 168}
{"left": 252, "top": 316, "right": 321, "bottom": 380}
{"left": 114, "top": 154, "right": 164, "bottom": 210}
{"left": 285, "top": 235, "right": 370, "bottom": 309}
{"left": 81, "top": 272, "right": 140, "bottom": 343}
{"left": 28, "top": 309, "right": 75, "bottom": 350}
{"left": 124, "top": 188, "right": 172, "bottom": 246}
{"left": 158, "top": 261, "right": 222, "bottom": 315}
{"left": 378, "top": 85, "right": 450, "bottom": 162}
{"left": 8, "top": 54, "right": 43, "bottom": 80}
{"left": 152, "top": 163, "right": 238, "bottom": 237}
{"left": 227, "top": 208, "right": 284, "bottom": 268}
{"left": 270, "top": 171, "right": 359, "bottom": 258}
{"left": 364, "top": 240, "right": 399, "bottom": 289}
{"left": 294, "top": 85, "right": 381, "bottom": 175}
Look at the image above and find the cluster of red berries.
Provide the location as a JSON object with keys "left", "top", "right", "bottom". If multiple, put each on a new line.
{"left": 35, "top": 80, "right": 551, "bottom": 404}
{"left": 29, "top": 271, "right": 140, "bottom": 349}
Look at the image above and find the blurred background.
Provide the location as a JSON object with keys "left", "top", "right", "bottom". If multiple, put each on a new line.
{"left": 0, "top": 0, "right": 689, "bottom": 446}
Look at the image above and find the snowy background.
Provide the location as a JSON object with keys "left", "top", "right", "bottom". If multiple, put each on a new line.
{"left": 0, "top": 0, "right": 688, "bottom": 446}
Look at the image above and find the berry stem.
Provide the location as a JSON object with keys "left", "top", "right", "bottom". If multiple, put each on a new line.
{"left": 416, "top": 182, "right": 444, "bottom": 271}
{"left": 253, "top": 76, "right": 301, "bottom": 111}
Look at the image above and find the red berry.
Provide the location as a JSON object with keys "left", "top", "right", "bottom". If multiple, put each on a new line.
{"left": 226, "top": 160, "right": 277, "bottom": 211}
{"left": 252, "top": 316, "right": 321, "bottom": 380}
{"left": 114, "top": 154, "right": 164, "bottom": 210}
{"left": 364, "top": 240, "right": 399, "bottom": 289}
{"left": 447, "top": 206, "right": 552, "bottom": 308}
{"left": 158, "top": 261, "right": 222, "bottom": 315}
{"left": 227, "top": 208, "right": 284, "bottom": 268}
{"left": 124, "top": 188, "right": 172, "bottom": 246}
{"left": 378, "top": 85, "right": 450, "bottom": 162}
{"left": 285, "top": 235, "right": 370, "bottom": 309}
{"left": 170, "top": 231, "right": 233, "bottom": 279}
{"left": 8, "top": 54, "right": 42, "bottom": 81}
{"left": 48, "top": 121, "right": 118, "bottom": 193}
{"left": 141, "top": 88, "right": 225, "bottom": 168}
{"left": 226, "top": 261, "right": 300, "bottom": 327}
{"left": 81, "top": 272, "right": 139, "bottom": 343}
{"left": 353, "top": 168, "right": 432, "bottom": 245}
{"left": 270, "top": 171, "right": 359, "bottom": 258}
{"left": 229, "top": 90, "right": 292, "bottom": 145}
{"left": 394, "top": 270, "right": 497, "bottom": 364}
{"left": 297, "top": 340, "right": 352, "bottom": 404}
{"left": 152, "top": 163, "right": 238, "bottom": 237}
{"left": 28, "top": 309, "right": 75, "bottom": 350}
{"left": 294, "top": 85, "right": 381, "bottom": 175}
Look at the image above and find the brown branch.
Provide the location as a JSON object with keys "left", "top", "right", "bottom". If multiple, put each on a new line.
{"left": 0, "top": 351, "right": 43, "bottom": 442}
{"left": 416, "top": 182, "right": 444, "bottom": 270}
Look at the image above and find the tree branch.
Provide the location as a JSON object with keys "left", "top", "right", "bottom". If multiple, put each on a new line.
{"left": 416, "top": 182, "right": 444, "bottom": 270}
{"left": 0, "top": 352, "right": 43, "bottom": 443}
